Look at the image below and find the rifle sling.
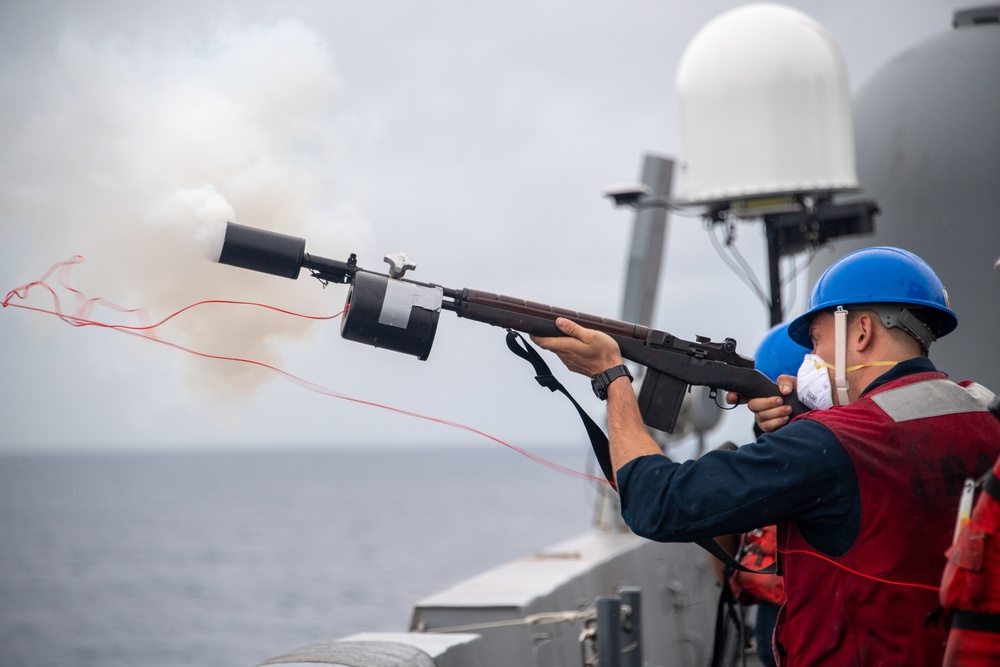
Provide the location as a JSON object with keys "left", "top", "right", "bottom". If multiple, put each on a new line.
{"left": 503, "top": 330, "right": 777, "bottom": 576}
{"left": 504, "top": 329, "right": 617, "bottom": 486}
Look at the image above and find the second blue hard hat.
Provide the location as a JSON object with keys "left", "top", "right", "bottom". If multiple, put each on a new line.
{"left": 756, "top": 322, "right": 811, "bottom": 383}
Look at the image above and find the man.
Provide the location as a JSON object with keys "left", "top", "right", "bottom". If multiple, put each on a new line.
{"left": 532, "top": 247, "right": 1000, "bottom": 665}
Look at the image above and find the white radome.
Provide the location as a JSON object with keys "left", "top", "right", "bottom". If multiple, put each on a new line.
{"left": 675, "top": 3, "right": 859, "bottom": 206}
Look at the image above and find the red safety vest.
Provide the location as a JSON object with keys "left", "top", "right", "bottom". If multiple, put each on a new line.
{"left": 773, "top": 373, "right": 1000, "bottom": 666}
{"left": 940, "top": 454, "right": 1000, "bottom": 666}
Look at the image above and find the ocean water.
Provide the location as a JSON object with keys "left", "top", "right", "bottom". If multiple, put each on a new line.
{"left": 0, "top": 446, "right": 597, "bottom": 667}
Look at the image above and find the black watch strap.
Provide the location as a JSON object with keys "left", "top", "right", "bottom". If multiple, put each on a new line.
{"left": 591, "top": 364, "right": 633, "bottom": 400}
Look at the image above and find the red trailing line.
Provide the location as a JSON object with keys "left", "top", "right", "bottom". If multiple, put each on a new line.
{"left": 4, "top": 256, "right": 607, "bottom": 486}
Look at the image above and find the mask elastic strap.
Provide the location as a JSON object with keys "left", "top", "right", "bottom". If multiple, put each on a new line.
{"left": 845, "top": 361, "right": 899, "bottom": 372}
{"left": 815, "top": 360, "right": 899, "bottom": 372}
{"left": 834, "top": 306, "right": 849, "bottom": 405}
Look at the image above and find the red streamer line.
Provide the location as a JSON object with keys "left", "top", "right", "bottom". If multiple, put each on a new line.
{"left": 4, "top": 256, "right": 607, "bottom": 486}
{"left": 781, "top": 549, "right": 941, "bottom": 592}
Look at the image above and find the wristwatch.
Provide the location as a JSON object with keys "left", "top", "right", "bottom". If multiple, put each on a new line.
{"left": 591, "top": 364, "right": 633, "bottom": 400}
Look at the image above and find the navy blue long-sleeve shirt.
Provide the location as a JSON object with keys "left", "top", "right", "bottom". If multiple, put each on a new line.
{"left": 617, "top": 358, "right": 939, "bottom": 556}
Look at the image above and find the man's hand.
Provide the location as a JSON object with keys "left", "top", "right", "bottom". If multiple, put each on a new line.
{"left": 730, "top": 373, "right": 797, "bottom": 433}
{"left": 534, "top": 317, "right": 660, "bottom": 477}
{"left": 530, "top": 317, "right": 624, "bottom": 377}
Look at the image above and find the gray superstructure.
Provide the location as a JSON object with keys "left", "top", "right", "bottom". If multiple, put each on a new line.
{"left": 811, "top": 7, "right": 1000, "bottom": 392}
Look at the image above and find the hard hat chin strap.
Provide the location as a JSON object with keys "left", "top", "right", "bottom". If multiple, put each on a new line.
{"left": 831, "top": 306, "right": 901, "bottom": 404}
{"left": 834, "top": 306, "right": 850, "bottom": 405}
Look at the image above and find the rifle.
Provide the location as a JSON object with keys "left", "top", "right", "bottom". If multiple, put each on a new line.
{"left": 217, "top": 222, "right": 807, "bottom": 436}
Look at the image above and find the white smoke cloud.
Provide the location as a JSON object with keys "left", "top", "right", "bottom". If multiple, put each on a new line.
{"left": 143, "top": 185, "right": 232, "bottom": 263}
{"left": 0, "top": 18, "right": 372, "bottom": 400}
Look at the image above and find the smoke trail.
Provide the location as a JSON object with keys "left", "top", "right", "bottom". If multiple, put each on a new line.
{"left": 0, "top": 19, "right": 372, "bottom": 400}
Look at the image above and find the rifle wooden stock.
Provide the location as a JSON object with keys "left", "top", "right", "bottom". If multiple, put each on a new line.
{"left": 457, "top": 288, "right": 807, "bottom": 433}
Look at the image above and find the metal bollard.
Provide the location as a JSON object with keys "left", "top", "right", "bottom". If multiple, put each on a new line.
{"left": 594, "top": 587, "right": 645, "bottom": 667}
{"left": 619, "top": 587, "right": 643, "bottom": 667}
{"left": 597, "top": 596, "right": 622, "bottom": 667}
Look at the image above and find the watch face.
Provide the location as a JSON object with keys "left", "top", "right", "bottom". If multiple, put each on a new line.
{"left": 592, "top": 365, "right": 630, "bottom": 400}
{"left": 591, "top": 375, "right": 607, "bottom": 400}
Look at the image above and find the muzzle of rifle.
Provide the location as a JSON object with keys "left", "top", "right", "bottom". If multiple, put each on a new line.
{"left": 217, "top": 221, "right": 442, "bottom": 360}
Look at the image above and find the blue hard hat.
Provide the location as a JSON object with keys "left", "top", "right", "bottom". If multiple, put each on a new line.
{"left": 787, "top": 247, "right": 958, "bottom": 348}
{"left": 755, "top": 323, "right": 811, "bottom": 382}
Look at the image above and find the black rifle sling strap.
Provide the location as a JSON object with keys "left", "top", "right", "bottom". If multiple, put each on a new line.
{"left": 504, "top": 330, "right": 777, "bottom": 576}
{"left": 505, "top": 329, "right": 617, "bottom": 486}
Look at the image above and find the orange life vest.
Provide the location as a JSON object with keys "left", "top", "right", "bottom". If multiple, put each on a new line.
{"left": 940, "top": 456, "right": 1000, "bottom": 666}
{"left": 730, "top": 525, "right": 785, "bottom": 607}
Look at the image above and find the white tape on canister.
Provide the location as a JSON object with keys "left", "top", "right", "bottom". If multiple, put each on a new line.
{"left": 379, "top": 280, "right": 443, "bottom": 328}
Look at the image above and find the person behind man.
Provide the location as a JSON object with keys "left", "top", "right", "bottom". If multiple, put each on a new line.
{"left": 939, "top": 441, "right": 1000, "bottom": 666}
{"left": 728, "top": 322, "right": 810, "bottom": 667}
{"left": 532, "top": 247, "right": 1000, "bottom": 666}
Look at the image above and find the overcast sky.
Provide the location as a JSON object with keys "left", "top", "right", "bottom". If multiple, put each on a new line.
{"left": 0, "top": 0, "right": 971, "bottom": 462}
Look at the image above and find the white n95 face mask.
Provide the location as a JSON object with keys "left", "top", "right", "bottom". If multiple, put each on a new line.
{"left": 797, "top": 354, "right": 835, "bottom": 411}
{"left": 796, "top": 353, "right": 900, "bottom": 411}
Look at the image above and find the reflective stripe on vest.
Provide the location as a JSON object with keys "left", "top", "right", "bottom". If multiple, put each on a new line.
{"left": 872, "top": 379, "right": 993, "bottom": 422}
